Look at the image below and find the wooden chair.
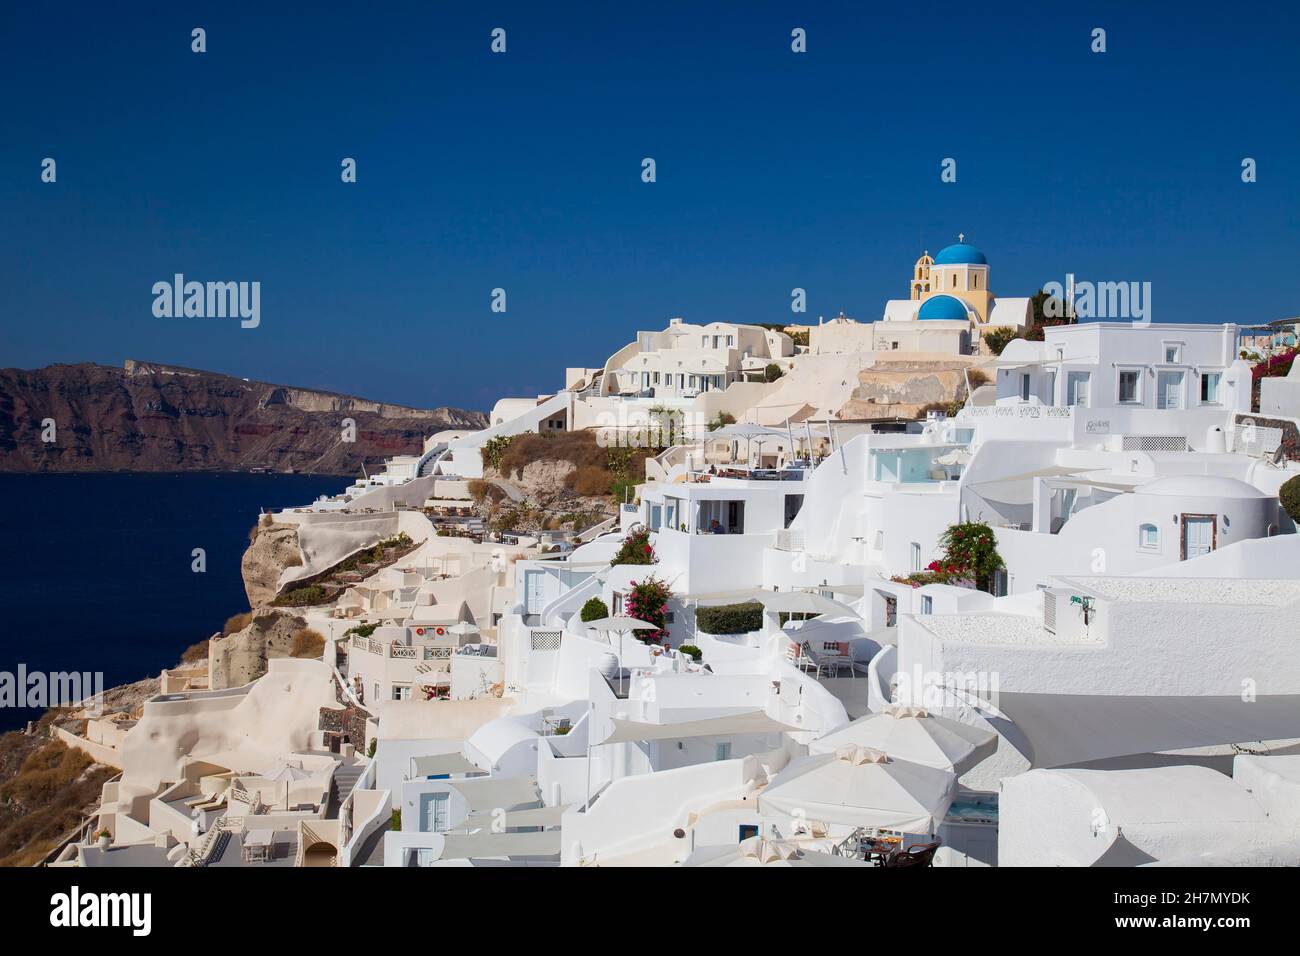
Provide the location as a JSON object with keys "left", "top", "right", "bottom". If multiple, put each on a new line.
{"left": 882, "top": 840, "right": 941, "bottom": 868}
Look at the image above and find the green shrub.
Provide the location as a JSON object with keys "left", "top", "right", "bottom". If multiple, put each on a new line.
{"left": 481, "top": 435, "right": 514, "bottom": 470}
{"left": 677, "top": 644, "right": 703, "bottom": 661}
{"left": 1281, "top": 475, "right": 1300, "bottom": 523}
{"left": 763, "top": 363, "right": 783, "bottom": 383}
{"left": 982, "top": 326, "right": 1019, "bottom": 356}
{"left": 274, "top": 585, "right": 327, "bottom": 606}
{"left": 940, "top": 521, "right": 1004, "bottom": 592}
{"left": 708, "top": 412, "right": 736, "bottom": 432}
{"left": 580, "top": 597, "right": 609, "bottom": 622}
{"left": 695, "top": 602, "right": 764, "bottom": 635}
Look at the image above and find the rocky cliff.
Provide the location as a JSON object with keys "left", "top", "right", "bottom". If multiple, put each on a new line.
{"left": 241, "top": 520, "right": 306, "bottom": 607}
{"left": 207, "top": 608, "right": 309, "bottom": 690}
{"left": 0, "top": 360, "right": 487, "bottom": 474}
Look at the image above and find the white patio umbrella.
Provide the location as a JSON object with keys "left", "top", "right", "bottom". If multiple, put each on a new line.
{"left": 684, "top": 835, "right": 867, "bottom": 868}
{"left": 261, "top": 762, "right": 312, "bottom": 810}
{"left": 759, "top": 746, "right": 957, "bottom": 835}
{"left": 760, "top": 590, "right": 857, "bottom": 618}
{"left": 809, "top": 706, "right": 998, "bottom": 774}
{"left": 710, "top": 422, "right": 785, "bottom": 466}
{"left": 585, "top": 616, "right": 659, "bottom": 691}
{"left": 445, "top": 621, "right": 481, "bottom": 649}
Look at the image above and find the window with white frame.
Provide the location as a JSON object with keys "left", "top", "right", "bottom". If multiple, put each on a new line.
{"left": 920, "top": 595, "right": 933, "bottom": 615}
{"left": 910, "top": 542, "right": 922, "bottom": 571}
{"left": 1138, "top": 523, "right": 1159, "bottom": 551}
{"left": 1163, "top": 342, "right": 1182, "bottom": 364}
{"left": 1200, "top": 371, "right": 1222, "bottom": 404}
{"left": 1066, "top": 371, "right": 1091, "bottom": 407}
{"left": 1117, "top": 368, "right": 1142, "bottom": 403}
{"left": 392, "top": 684, "right": 411, "bottom": 701}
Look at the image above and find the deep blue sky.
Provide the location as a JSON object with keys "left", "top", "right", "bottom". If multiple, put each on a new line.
{"left": 3, "top": 2, "right": 1297, "bottom": 411}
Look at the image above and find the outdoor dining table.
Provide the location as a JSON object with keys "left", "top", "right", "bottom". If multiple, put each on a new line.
{"left": 242, "top": 828, "right": 273, "bottom": 863}
{"left": 861, "top": 836, "right": 902, "bottom": 864}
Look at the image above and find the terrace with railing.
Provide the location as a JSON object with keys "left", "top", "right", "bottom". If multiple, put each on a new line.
{"left": 349, "top": 635, "right": 453, "bottom": 660}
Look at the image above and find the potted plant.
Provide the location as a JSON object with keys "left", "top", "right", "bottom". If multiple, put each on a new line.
{"left": 95, "top": 829, "right": 111, "bottom": 849}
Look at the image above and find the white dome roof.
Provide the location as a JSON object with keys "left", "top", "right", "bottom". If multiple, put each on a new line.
{"left": 1134, "top": 475, "right": 1271, "bottom": 499}
{"left": 465, "top": 717, "right": 538, "bottom": 765}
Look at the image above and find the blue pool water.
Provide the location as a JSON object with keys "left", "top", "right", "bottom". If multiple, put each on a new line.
{"left": 0, "top": 473, "right": 346, "bottom": 732}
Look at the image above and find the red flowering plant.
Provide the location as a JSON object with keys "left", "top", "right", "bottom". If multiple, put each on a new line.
{"left": 611, "top": 526, "right": 657, "bottom": 566}
{"left": 1251, "top": 347, "right": 1298, "bottom": 382}
{"left": 1250, "top": 347, "right": 1298, "bottom": 411}
{"left": 889, "top": 521, "right": 1003, "bottom": 592}
{"left": 625, "top": 575, "right": 673, "bottom": 642}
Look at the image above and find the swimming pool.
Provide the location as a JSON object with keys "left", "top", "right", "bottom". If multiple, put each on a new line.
{"left": 945, "top": 794, "right": 999, "bottom": 825}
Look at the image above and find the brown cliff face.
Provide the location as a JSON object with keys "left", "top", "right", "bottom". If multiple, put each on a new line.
{"left": 0, "top": 361, "right": 487, "bottom": 474}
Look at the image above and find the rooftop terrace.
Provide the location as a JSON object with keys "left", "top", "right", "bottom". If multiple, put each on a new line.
{"left": 1065, "top": 577, "right": 1300, "bottom": 607}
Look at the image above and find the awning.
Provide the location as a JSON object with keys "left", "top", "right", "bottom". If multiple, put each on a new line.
{"left": 1092, "top": 829, "right": 1159, "bottom": 867}
{"left": 967, "top": 466, "right": 1102, "bottom": 506}
{"left": 688, "top": 587, "right": 769, "bottom": 606}
{"left": 820, "top": 583, "right": 865, "bottom": 597}
{"left": 991, "top": 693, "right": 1300, "bottom": 769}
{"left": 446, "top": 775, "right": 540, "bottom": 811}
{"left": 438, "top": 829, "right": 561, "bottom": 860}
{"left": 600, "top": 710, "right": 802, "bottom": 746}
{"left": 760, "top": 591, "right": 857, "bottom": 616}
{"left": 759, "top": 751, "right": 956, "bottom": 834}
{"left": 461, "top": 804, "right": 569, "bottom": 829}
{"left": 410, "top": 752, "right": 483, "bottom": 777}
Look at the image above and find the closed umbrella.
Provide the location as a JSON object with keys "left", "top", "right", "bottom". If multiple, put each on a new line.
{"left": 759, "top": 747, "right": 956, "bottom": 835}
{"left": 809, "top": 705, "right": 998, "bottom": 774}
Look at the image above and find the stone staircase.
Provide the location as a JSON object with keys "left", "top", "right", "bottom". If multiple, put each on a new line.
{"left": 333, "top": 763, "right": 364, "bottom": 806}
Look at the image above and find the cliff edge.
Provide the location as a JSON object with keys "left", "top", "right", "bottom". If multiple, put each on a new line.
{"left": 0, "top": 360, "right": 487, "bottom": 473}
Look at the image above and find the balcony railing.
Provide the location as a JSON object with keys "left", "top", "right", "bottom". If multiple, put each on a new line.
{"left": 350, "top": 637, "right": 453, "bottom": 660}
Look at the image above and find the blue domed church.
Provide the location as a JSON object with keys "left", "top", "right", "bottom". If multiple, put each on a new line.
{"left": 878, "top": 234, "right": 1031, "bottom": 353}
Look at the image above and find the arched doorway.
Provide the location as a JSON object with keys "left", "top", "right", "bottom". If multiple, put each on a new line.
{"left": 302, "top": 841, "right": 337, "bottom": 867}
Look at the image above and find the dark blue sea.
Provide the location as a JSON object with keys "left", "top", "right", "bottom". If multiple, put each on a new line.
{"left": 0, "top": 473, "right": 346, "bottom": 732}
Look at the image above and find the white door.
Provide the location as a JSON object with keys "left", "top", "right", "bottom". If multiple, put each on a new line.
{"left": 1182, "top": 516, "right": 1215, "bottom": 559}
{"left": 524, "top": 570, "right": 547, "bottom": 615}
{"left": 1157, "top": 371, "right": 1184, "bottom": 409}
{"left": 421, "top": 792, "right": 450, "bottom": 832}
